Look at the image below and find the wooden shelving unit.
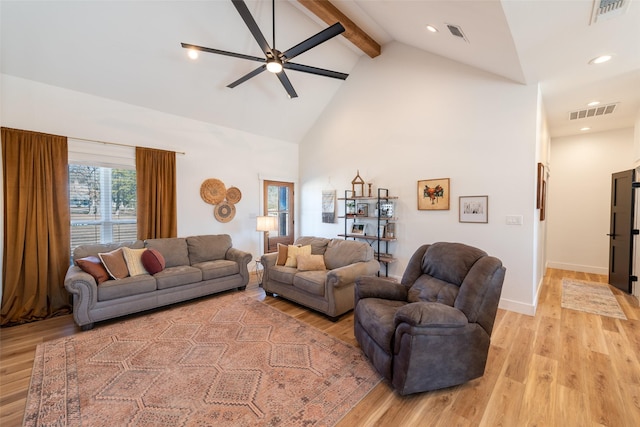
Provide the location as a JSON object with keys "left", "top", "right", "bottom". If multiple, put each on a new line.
{"left": 338, "top": 188, "right": 397, "bottom": 276}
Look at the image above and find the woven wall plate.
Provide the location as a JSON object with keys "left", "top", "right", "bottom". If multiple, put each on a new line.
{"left": 214, "top": 201, "right": 236, "bottom": 223}
{"left": 200, "top": 178, "right": 226, "bottom": 205}
{"left": 226, "top": 186, "right": 242, "bottom": 204}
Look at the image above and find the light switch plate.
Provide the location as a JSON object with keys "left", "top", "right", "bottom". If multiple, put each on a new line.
{"left": 506, "top": 215, "right": 523, "bottom": 225}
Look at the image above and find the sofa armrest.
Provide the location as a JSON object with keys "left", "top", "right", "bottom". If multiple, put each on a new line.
{"left": 326, "top": 259, "right": 380, "bottom": 289}
{"left": 64, "top": 266, "right": 99, "bottom": 327}
{"left": 260, "top": 252, "right": 277, "bottom": 268}
{"left": 355, "top": 275, "right": 407, "bottom": 307}
{"left": 395, "top": 302, "right": 468, "bottom": 329}
{"left": 226, "top": 247, "right": 252, "bottom": 286}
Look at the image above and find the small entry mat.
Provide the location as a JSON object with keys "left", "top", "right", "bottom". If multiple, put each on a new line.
{"left": 561, "top": 279, "right": 627, "bottom": 320}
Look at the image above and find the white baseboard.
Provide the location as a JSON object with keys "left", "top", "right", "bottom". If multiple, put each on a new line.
{"left": 546, "top": 261, "right": 608, "bottom": 276}
{"left": 498, "top": 298, "right": 536, "bottom": 316}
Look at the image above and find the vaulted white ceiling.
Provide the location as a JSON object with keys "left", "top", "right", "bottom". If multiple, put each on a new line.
{"left": 2, "top": 0, "right": 639, "bottom": 143}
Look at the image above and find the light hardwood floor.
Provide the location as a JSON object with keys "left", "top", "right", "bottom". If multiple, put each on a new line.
{"left": 1, "top": 269, "right": 639, "bottom": 426}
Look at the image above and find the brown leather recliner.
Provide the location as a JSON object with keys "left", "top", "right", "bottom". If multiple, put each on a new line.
{"left": 354, "top": 242, "right": 506, "bottom": 395}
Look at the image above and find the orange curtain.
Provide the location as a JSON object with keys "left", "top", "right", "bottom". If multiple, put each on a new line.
{"left": 136, "top": 147, "right": 177, "bottom": 239}
{"left": 1, "top": 127, "right": 71, "bottom": 326}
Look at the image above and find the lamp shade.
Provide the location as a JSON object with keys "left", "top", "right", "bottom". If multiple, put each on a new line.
{"left": 256, "top": 216, "right": 278, "bottom": 232}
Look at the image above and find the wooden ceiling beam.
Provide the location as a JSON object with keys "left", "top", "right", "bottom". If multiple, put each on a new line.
{"left": 297, "top": 0, "right": 381, "bottom": 58}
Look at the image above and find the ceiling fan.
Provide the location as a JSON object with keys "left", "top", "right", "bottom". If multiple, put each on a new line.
{"left": 181, "top": 0, "right": 348, "bottom": 98}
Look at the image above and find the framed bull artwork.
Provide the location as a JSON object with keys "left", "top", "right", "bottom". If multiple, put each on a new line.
{"left": 418, "top": 178, "right": 450, "bottom": 210}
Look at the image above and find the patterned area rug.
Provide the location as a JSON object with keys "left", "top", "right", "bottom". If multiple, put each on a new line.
{"left": 23, "top": 293, "right": 380, "bottom": 426}
{"left": 561, "top": 279, "right": 627, "bottom": 320}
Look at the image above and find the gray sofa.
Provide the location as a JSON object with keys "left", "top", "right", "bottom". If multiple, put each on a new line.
{"left": 65, "top": 234, "right": 251, "bottom": 330}
{"left": 260, "top": 236, "right": 380, "bottom": 320}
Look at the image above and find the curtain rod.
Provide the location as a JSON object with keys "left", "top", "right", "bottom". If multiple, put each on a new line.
{"left": 70, "top": 136, "right": 186, "bottom": 156}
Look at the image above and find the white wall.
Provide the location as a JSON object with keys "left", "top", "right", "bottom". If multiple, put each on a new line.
{"left": 535, "top": 90, "right": 551, "bottom": 304}
{"left": 298, "top": 42, "right": 540, "bottom": 315}
{"left": 547, "top": 128, "right": 634, "bottom": 274}
{"left": 0, "top": 74, "right": 299, "bottom": 293}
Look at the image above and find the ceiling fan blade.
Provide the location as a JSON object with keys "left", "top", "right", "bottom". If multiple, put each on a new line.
{"left": 227, "top": 65, "right": 267, "bottom": 88}
{"left": 284, "top": 63, "right": 348, "bottom": 80}
{"left": 281, "top": 22, "right": 345, "bottom": 61}
{"left": 231, "top": 0, "right": 273, "bottom": 56}
{"left": 181, "top": 43, "right": 265, "bottom": 63}
{"left": 276, "top": 71, "right": 298, "bottom": 98}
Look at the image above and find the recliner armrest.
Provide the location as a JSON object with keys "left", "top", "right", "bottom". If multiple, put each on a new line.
{"left": 394, "top": 302, "right": 468, "bottom": 328}
{"left": 355, "top": 275, "right": 407, "bottom": 304}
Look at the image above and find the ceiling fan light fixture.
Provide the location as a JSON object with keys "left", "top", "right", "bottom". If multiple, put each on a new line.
{"left": 266, "top": 59, "right": 283, "bottom": 73}
{"left": 187, "top": 49, "right": 199, "bottom": 60}
{"left": 426, "top": 25, "right": 439, "bottom": 33}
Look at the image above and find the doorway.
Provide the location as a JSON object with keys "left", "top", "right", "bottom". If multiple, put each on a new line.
{"left": 263, "top": 180, "right": 294, "bottom": 253}
{"left": 608, "top": 169, "right": 635, "bottom": 293}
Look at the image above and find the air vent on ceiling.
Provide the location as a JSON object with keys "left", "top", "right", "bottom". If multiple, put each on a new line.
{"left": 446, "top": 24, "right": 469, "bottom": 42}
{"left": 569, "top": 103, "right": 617, "bottom": 120}
{"left": 590, "top": 0, "right": 632, "bottom": 24}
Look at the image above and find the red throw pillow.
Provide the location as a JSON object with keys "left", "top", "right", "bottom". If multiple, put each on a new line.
{"left": 76, "top": 256, "right": 110, "bottom": 284}
{"left": 141, "top": 248, "right": 165, "bottom": 274}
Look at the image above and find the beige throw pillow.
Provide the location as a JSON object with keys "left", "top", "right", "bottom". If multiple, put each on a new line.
{"left": 122, "top": 247, "right": 149, "bottom": 276}
{"left": 284, "top": 245, "right": 311, "bottom": 268}
{"left": 297, "top": 254, "right": 326, "bottom": 271}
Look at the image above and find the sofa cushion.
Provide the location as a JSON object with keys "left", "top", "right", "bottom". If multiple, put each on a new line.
{"left": 76, "top": 256, "right": 110, "bottom": 284}
{"left": 269, "top": 265, "right": 298, "bottom": 285}
{"left": 193, "top": 259, "right": 239, "bottom": 281}
{"left": 187, "top": 234, "right": 232, "bottom": 265}
{"left": 122, "top": 247, "right": 149, "bottom": 277}
{"left": 153, "top": 265, "right": 202, "bottom": 290}
{"left": 297, "top": 254, "right": 326, "bottom": 271}
{"left": 295, "top": 236, "right": 331, "bottom": 255}
{"left": 284, "top": 244, "right": 311, "bottom": 268}
{"left": 98, "top": 248, "right": 130, "bottom": 280}
{"left": 293, "top": 271, "right": 326, "bottom": 296}
{"left": 141, "top": 248, "right": 166, "bottom": 274}
{"left": 145, "top": 238, "right": 190, "bottom": 268}
{"left": 421, "top": 242, "right": 486, "bottom": 286}
{"left": 324, "top": 239, "right": 373, "bottom": 270}
{"left": 73, "top": 240, "right": 144, "bottom": 261}
{"left": 97, "top": 275, "right": 157, "bottom": 301}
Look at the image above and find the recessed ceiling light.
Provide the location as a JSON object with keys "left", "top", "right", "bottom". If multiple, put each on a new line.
{"left": 188, "top": 49, "right": 199, "bottom": 60}
{"left": 426, "top": 25, "right": 439, "bottom": 33}
{"left": 580, "top": 127, "right": 591, "bottom": 131}
{"left": 589, "top": 55, "right": 612, "bottom": 64}
{"left": 587, "top": 101, "right": 600, "bottom": 107}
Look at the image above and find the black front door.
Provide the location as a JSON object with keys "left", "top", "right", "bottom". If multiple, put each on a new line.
{"left": 608, "top": 169, "right": 635, "bottom": 293}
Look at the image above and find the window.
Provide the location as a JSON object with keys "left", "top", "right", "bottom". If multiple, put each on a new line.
{"left": 263, "top": 180, "right": 294, "bottom": 253}
{"left": 69, "top": 164, "right": 137, "bottom": 253}
{"left": 68, "top": 139, "right": 138, "bottom": 255}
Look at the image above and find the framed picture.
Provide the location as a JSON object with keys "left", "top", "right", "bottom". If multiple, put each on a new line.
{"left": 459, "top": 196, "right": 488, "bottom": 223}
{"left": 322, "top": 190, "right": 336, "bottom": 223}
{"left": 418, "top": 178, "right": 450, "bottom": 210}
{"left": 351, "top": 223, "right": 366, "bottom": 235}
{"left": 379, "top": 202, "right": 394, "bottom": 218}
{"left": 536, "top": 163, "right": 544, "bottom": 209}
{"left": 356, "top": 203, "right": 369, "bottom": 216}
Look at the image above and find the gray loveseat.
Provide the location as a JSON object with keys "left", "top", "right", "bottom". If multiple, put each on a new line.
{"left": 260, "top": 236, "right": 380, "bottom": 320}
{"left": 65, "top": 234, "right": 251, "bottom": 330}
